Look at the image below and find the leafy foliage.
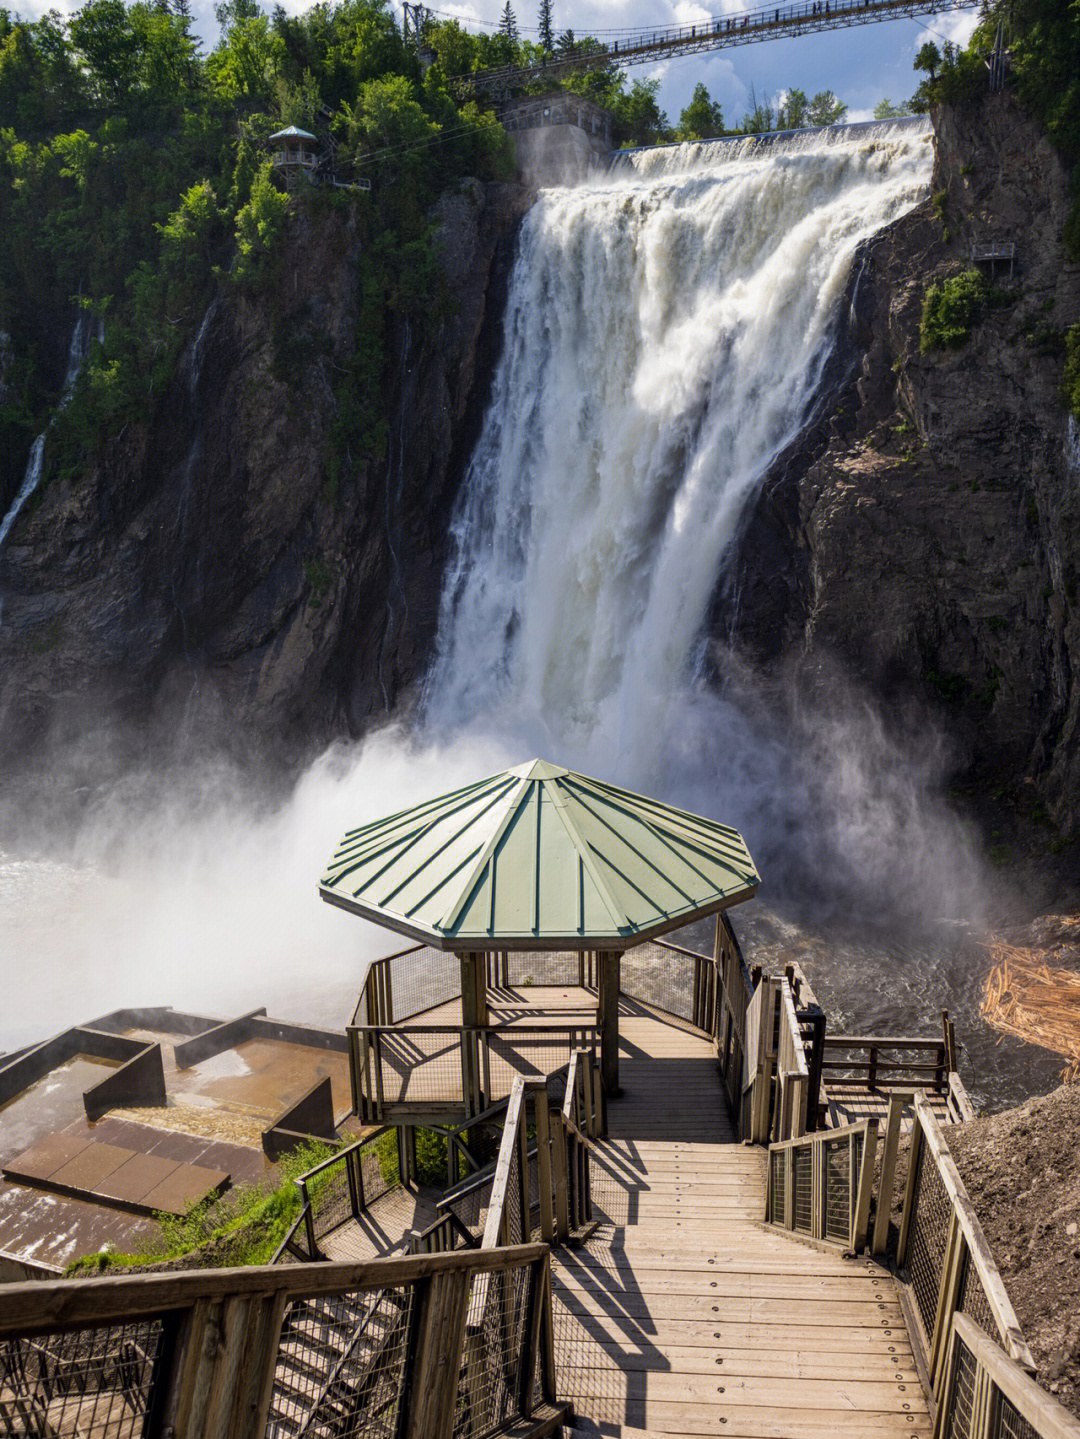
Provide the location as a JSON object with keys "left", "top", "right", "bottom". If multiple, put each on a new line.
{"left": 920, "top": 269, "right": 988, "bottom": 353}
{"left": 1064, "top": 323, "right": 1080, "bottom": 421}
{"left": 0, "top": 0, "right": 514, "bottom": 507}
{"left": 676, "top": 83, "right": 724, "bottom": 142}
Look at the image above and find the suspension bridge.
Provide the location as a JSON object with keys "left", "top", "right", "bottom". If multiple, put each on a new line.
{"left": 445, "top": 0, "right": 979, "bottom": 97}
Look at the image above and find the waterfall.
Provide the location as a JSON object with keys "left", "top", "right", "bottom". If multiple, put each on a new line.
{"left": 425, "top": 123, "right": 933, "bottom": 798}
{"left": 0, "top": 316, "right": 96, "bottom": 555}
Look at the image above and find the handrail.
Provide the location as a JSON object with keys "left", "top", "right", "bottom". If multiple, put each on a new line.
{"left": 271, "top": 1202, "right": 316, "bottom": 1265}
{"left": 0, "top": 1245, "right": 564, "bottom": 1439}
{"left": 0, "top": 1245, "right": 550, "bottom": 1334}
{"left": 292, "top": 1132, "right": 374, "bottom": 1185}
{"left": 935, "top": 1315, "right": 1080, "bottom": 1439}
{"left": 897, "top": 1093, "right": 1034, "bottom": 1379}
{"left": 773, "top": 979, "right": 810, "bottom": 1141}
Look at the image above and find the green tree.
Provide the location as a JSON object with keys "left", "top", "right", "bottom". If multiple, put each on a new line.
{"left": 500, "top": 0, "right": 518, "bottom": 46}
{"left": 914, "top": 40, "right": 941, "bottom": 80}
{"left": 232, "top": 159, "right": 288, "bottom": 284}
{"left": 676, "top": 82, "right": 724, "bottom": 141}
{"left": 807, "top": 89, "right": 847, "bottom": 126}
{"left": 537, "top": 0, "right": 553, "bottom": 53}
{"left": 69, "top": 0, "right": 140, "bottom": 106}
{"left": 611, "top": 77, "right": 668, "bottom": 147}
{"left": 873, "top": 96, "right": 912, "bottom": 119}
{"left": 776, "top": 86, "right": 809, "bottom": 129}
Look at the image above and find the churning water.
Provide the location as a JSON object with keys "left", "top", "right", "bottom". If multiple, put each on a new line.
{"left": 4, "top": 123, "right": 1045, "bottom": 1107}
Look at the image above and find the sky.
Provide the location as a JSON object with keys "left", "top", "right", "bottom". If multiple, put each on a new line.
{"left": 16, "top": 0, "right": 979, "bottom": 126}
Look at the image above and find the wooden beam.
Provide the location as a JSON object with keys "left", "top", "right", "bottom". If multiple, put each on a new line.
{"left": 598, "top": 949, "right": 621, "bottom": 1096}
{"left": 872, "top": 1092, "right": 908, "bottom": 1258}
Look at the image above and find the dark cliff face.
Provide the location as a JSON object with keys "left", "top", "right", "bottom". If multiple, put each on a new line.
{"left": 0, "top": 179, "right": 529, "bottom": 776}
{"left": 727, "top": 96, "right": 1080, "bottom": 839}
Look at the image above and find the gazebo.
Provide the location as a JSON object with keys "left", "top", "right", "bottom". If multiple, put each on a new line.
{"left": 320, "top": 759, "right": 759, "bottom": 1106}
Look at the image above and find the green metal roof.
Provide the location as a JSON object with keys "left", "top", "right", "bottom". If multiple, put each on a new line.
{"left": 319, "top": 759, "right": 759, "bottom": 951}
{"left": 269, "top": 125, "right": 317, "bottom": 141}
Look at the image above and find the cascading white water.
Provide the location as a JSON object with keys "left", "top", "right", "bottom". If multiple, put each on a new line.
{"left": 427, "top": 122, "right": 934, "bottom": 779}
{"left": 0, "top": 315, "right": 97, "bottom": 555}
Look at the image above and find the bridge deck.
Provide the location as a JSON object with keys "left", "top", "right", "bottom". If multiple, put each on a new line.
{"left": 554, "top": 1008, "right": 932, "bottom": 1438}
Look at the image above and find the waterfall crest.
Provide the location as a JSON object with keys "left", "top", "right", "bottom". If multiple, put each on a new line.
{"left": 426, "top": 122, "right": 933, "bottom": 780}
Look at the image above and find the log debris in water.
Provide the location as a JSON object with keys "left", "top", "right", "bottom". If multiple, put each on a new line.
{"left": 981, "top": 934, "right": 1080, "bottom": 1082}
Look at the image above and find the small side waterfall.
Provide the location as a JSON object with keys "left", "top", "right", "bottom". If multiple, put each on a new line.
{"left": 0, "top": 316, "right": 97, "bottom": 555}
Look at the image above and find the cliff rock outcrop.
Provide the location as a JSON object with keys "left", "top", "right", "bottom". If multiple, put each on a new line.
{"left": 0, "top": 179, "right": 529, "bottom": 774}
{"left": 730, "top": 96, "right": 1080, "bottom": 837}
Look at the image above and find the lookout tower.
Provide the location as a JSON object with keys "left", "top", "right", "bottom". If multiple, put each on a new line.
{"left": 269, "top": 125, "right": 319, "bottom": 187}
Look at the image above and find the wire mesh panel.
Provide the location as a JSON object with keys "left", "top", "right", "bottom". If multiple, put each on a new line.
{"left": 767, "top": 1148, "right": 787, "bottom": 1225}
{"left": 454, "top": 1264, "right": 532, "bottom": 1438}
{"left": 387, "top": 947, "right": 462, "bottom": 1022}
{"left": 0, "top": 1321, "right": 164, "bottom": 1438}
{"left": 993, "top": 1396, "right": 1040, "bottom": 1439}
{"left": 793, "top": 1145, "right": 813, "bottom": 1234}
{"left": 620, "top": 942, "right": 697, "bottom": 1023}
{"left": 957, "top": 1248, "right": 999, "bottom": 1344}
{"left": 505, "top": 952, "right": 581, "bottom": 987}
{"left": 503, "top": 1135, "right": 524, "bottom": 1246}
{"left": 940, "top": 1334, "right": 978, "bottom": 1439}
{"left": 268, "top": 1285, "right": 414, "bottom": 1439}
{"left": 444, "top": 1176, "right": 495, "bottom": 1244}
{"left": 824, "top": 1137, "right": 851, "bottom": 1243}
{"left": 907, "top": 1141, "right": 952, "bottom": 1343}
{"left": 485, "top": 1029, "right": 594, "bottom": 1101}
{"left": 357, "top": 1133, "right": 398, "bottom": 1209}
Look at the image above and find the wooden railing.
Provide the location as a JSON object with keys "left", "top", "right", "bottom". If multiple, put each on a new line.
{"left": 0, "top": 1247, "right": 568, "bottom": 1439}
{"left": 893, "top": 1094, "right": 1034, "bottom": 1396}
{"left": 417, "top": 1050, "right": 602, "bottom": 1255}
{"left": 349, "top": 1020, "right": 599, "bottom": 1123}
{"left": 279, "top": 1128, "right": 401, "bottom": 1261}
{"left": 935, "top": 1314, "right": 1080, "bottom": 1439}
{"left": 764, "top": 1118, "right": 877, "bottom": 1251}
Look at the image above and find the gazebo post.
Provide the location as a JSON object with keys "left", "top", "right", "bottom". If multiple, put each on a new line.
{"left": 598, "top": 950, "right": 622, "bottom": 1097}
{"left": 459, "top": 952, "right": 489, "bottom": 1139}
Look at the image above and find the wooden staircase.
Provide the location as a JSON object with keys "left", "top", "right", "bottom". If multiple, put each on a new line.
{"left": 268, "top": 1289, "right": 411, "bottom": 1438}
{"left": 551, "top": 1020, "right": 931, "bottom": 1438}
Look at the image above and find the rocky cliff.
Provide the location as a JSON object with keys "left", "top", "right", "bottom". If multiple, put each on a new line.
{"left": 729, "top": 95, "right": 1080, "bottom": 841}
{"left": 0, "top": 178, "right": 530, "bottom": 778}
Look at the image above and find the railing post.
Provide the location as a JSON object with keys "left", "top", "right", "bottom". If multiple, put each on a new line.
{"left": 160, "top": 1288, "right": 289, "bottom": 1439}
{"left": 873, "top": 1092, "right": 907, "bottom": 1258}
{"left": 552, "top": 1115, "right": 571, "bottom": 1240}
{"left": 401, "top": 1271, "right": 473, "bottom": 1439}
{"left": 346, "top": 1145, "right": 362, "bottom": 1219}
{"left": 930, "top": 1215, "right": 967, "bottom": 1393}
{"left": 897, "top": 1106, "right": 925, "bottom": 1269}
{"left": 530, "top": 1083, "right": 556, "bottom": 1245}
{"left": 299, "top": 1180, "right": 319, "bottom": 1259}
{"left": 852, "top": 1118, "right": 877, "bottom": 1254}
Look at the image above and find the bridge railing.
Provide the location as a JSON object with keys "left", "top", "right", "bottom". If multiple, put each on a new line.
{"left": 0, "top": 1247, "right": 566, "bottom": 1439}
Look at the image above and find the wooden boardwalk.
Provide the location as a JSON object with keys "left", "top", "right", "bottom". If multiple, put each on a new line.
{"left": 552, "top": 1003, "right": 931, "bottom": 1438}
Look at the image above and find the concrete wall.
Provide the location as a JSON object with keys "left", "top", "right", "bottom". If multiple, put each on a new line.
{"left": 262, "top": 1077, "right": 336, "bottom": 1161}
{"left": 83, "top": 1043, "right": 167, "bottom": 1121}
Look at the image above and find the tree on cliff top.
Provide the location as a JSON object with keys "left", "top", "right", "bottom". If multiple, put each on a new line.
{"left": 500, "top": 0, "right": 519, "bottom": 46}
{"left": 537, "top": 0, "right": 553, "bottom": 53}
{"left": 677, "top": 82, "right": 724, "bottom": 142}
